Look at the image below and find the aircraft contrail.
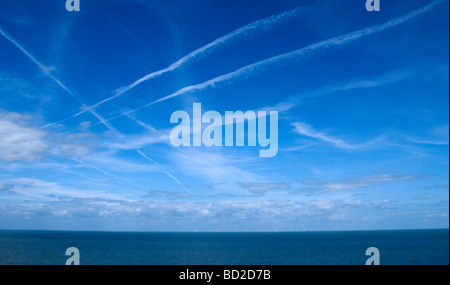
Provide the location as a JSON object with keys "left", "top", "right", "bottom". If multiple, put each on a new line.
{"left": 44, "top": 1, "right": 332, "bottom": 127}
{"left": 71, "top": 158, "right": 152, "bottom": 190}
{"left": 136, "top": 149, "right": 191, "bottom": 194}
{"left": 0, "top": 25, "right": 117, "bottom": 132}
{"left": 108, "top": 2, "right": 318, "bottom": 97}
{"left": 97, "top": 0, "right": 445, "bottom": 125}
{"left": 0, "top": 25, "right": 190, "bottom": 193}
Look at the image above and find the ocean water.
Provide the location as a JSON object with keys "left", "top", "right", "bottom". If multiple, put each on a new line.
{"left": 0, "top": 229, "right": 447, "bottom": 265}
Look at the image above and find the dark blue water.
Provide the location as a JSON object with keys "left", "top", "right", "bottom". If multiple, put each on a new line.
{"left": 0, "top": 229, "right": 447, "bottom": 265}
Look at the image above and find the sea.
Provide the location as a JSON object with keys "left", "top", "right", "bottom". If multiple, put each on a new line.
{"left": 0, "top": 229, "right": 448, "bottom": 265}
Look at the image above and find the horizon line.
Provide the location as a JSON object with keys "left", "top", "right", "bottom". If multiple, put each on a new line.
{"left": 0, "top": 228, "right": 448, "bottom": 234}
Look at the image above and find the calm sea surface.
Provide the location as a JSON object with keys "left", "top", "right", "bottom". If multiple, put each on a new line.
{"left": 0, "top": 229, "right": 447, "bottom": 265}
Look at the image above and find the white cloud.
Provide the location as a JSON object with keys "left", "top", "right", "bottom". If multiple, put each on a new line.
{"left": 3, "top": 177, "right": 131, "bottom": 201}
{"left": 52, "top": 130, "right": 96, "bottom": 158}
{"left": 172, "top": 148, "right": 259, "bottom": 185}
{"left": 405, "top": 125, "right": 449, "bottom": 146}
{"left": 104, "top": 131, "right": 170, "bottom": 150}
{"left": 325, "top": 175, "right": 418, "bottom": 191}
{"left": 291, "top": 122, "right": 388, "bottom": 150}
{"left": 59, "top": 143, "right": 92, "bottom": 157}
{"left": 80, "top": 152, "right": 160, "bottom": 173}
{"left": 371, "top": 199, "right": 391, "bottom": 208}
{"left": 299, "top": 174, "right": 420, "bottom": 194}
{"left": 0, "top": 183, "right": 14, "bottom": 193}
{"left": 0, "top": 71, "right": 47, "bottom": 102}
{"left": 308, "top": 199, "right": 334, "bottom": 210}
{"left": 240, "top": 182, "right": 291, "bottom": 195}
{"left": 260, "top": 68, "right": 414, "bottom": 115}
{"left": 0, "top": 112, "right": 48, "bottom": 162}
{"left": 0, "top": 111, "right": 100, "bottom": 162}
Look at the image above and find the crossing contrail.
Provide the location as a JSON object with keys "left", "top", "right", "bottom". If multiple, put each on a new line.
{"left": 0, "top": 25, "right": 190, "bottom": 193}
{"left": 0, "top": 25, "right": 118, "bottom": 132}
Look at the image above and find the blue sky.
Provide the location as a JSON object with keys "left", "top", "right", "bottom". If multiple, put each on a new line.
{"left": 0, "top": 0, "right": 448, "bottom": 231}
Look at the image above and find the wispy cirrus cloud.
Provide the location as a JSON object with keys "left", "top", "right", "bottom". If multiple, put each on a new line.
{"left": 291, "top": 122, "right": 389, "bottom": 150}
{"left": 76, "top": 152, "right": 159, "bottom": 174}
{"left": 1, "top": 177, "right": 132, "bottom": 202}
{"left": 292, "top": 122, "right": 353, "bottom": 149}
{"left": 92, "top": 128, "right": 189, "bottom": 194}
{"left": 321, "top": 175, "right": 419, "bottom": 191}
{"left": 239, "top": 182, "right": 291, "bottom": 196}
{"left": 71, "top": 156, "right": 160, "bottom": 192}
{"left": 142, "top": 189, "right": 190, "bottom": 200}
{"left": 0, "top": 184, "right": 14, "bottom": 193}
{"left": 407, "top": 138, "right": 449, "bottom": 146}
{"left": 0, "top": 70, "right": 51, "bottom": 106}
{"left": 259, "top": 68, "right": 415, "bottom": 114}
{"left": 414, "top": 194, "right": 448, "bottom": 201}
{"left": 172, "top": 148, "right": 259, "bottom": 186}
{"left": 297, "top": 174, "right": 421, "bottom": 195}
{"left": 404, "top": 125, "right": 449, "bottom": 146}
{"left": 103, "top": 130, "right": 170, "bottom": 150}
